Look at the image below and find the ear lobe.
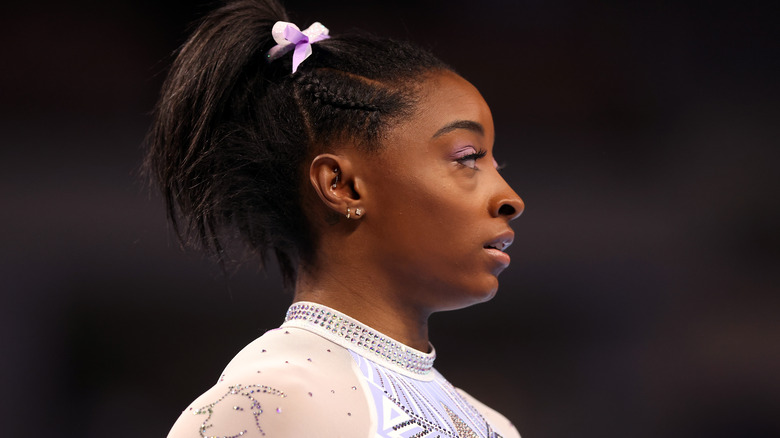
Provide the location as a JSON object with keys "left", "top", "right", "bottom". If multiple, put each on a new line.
{"left": 309, "top": 154, "right": 360, "bottom": 214}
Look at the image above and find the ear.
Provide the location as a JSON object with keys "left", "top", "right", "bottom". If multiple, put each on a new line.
{"left": 309, "top": 154, "right": 362, "bottom": 216}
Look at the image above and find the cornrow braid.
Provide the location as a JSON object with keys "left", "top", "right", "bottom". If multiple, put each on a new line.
{"left": 146, "top": 0, "right": 450, "bottom": 285}
{"left": 293, "top": 70, "right": 411, "bottom": 149}
{"left": 296, "top": 75, "right": 381, "bottom": 112}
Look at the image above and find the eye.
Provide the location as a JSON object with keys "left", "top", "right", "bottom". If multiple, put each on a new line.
{"left": 455, "top": 148, "right": 487, "bottom": 169}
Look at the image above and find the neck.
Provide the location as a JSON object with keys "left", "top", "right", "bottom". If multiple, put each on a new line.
{"left": 293, "top": 264, "right": 431, "bottom": 352}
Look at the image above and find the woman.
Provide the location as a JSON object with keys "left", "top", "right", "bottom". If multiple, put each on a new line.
{"left": 147, "top": 0, "right": 524, "bottom": 436}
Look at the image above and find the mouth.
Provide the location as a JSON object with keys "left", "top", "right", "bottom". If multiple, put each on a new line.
{"left": 483, "top": 232, "right": 514, "bottom": 268}
{"left": 483, "top": 233, "right": 514, "bottom": 252}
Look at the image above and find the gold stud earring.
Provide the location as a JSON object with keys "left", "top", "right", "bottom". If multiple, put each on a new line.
{"left": 354, "top": 208, "right": 363, "bottom": 217}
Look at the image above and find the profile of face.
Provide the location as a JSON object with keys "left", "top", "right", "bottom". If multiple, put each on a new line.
{"left": 350, "top": 70, "right": 524, "bottom": 313}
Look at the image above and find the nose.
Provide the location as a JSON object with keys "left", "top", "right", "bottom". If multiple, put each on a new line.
{"left": 491, "top": 179, "right": 524, "bottom": 221}
{"left": 496, "top": 195, "right": 524, "bottom": 220}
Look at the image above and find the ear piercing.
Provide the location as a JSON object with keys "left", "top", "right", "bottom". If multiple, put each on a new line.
{"left": 334, "top": 168, "right": 364, "bottom": 219}
{"left": 331, "top": 167, "right": 339, "bottom": 190}
{"left": 345, "top": 207, "right": 364, "bottom": 219}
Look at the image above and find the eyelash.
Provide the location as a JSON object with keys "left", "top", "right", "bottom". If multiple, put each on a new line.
{"left": 456, "top": 149, "right": 488, "bottom": 168}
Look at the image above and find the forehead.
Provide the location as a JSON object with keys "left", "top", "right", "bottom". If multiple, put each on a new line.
{"left": 389, "top": 71, "right": 495, "bottom": 146}
{"left": 354, "top": 71, "right": 495, "bottom": 182}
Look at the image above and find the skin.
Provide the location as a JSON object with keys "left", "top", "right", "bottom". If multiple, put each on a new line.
{"left": 295, "top": 70, "right": 524, "bottom": 352}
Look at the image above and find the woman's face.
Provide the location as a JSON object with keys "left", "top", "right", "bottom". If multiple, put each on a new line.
{"left": 354, "top": 70, "right": 524, "bottom": 313}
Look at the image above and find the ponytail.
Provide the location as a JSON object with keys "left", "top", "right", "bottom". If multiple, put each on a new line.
{"left": 146, "top": 0, "right": 448, "bottom": 284}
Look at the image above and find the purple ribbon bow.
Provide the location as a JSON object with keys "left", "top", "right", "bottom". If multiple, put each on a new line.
{"left": 267, "top": 21, "right": 330, "bottom": 73}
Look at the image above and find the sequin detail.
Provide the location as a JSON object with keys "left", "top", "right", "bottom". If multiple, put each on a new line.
{"left": 194, "top": 384, "right": 285, "bottom": 437}
{"left": 352, "top": 352, "right": 495, "bottom": 437}
{"left": 444, "top": 404, "right": 479, "bottom": 438}
{"left": 285, "top": 302, "right": 435, "bottom": 375}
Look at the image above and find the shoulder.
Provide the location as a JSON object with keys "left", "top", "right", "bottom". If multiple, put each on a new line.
{"left": 167, "top": 327, "right": 372, "bottom": 438}
{"left": 455, "top": 387, "right": 522, "bottom": 438}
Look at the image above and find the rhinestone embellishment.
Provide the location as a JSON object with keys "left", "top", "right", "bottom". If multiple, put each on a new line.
{"left": 193, "top": 384, "right": 286, "bottom": 437}
{"left": 285, "top": 302, "right": 436, "bottom": 375}
{"left": 443, "top": 404, "right": 480, "bottom": 438}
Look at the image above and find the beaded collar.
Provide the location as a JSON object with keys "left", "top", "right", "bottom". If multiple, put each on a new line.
{"left": 283, "top": 301, "right": 436, "bottom": 377}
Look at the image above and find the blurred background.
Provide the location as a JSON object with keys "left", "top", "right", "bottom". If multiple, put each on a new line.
{"left": 1, "top": 0, "right": 778, "bottom": 436}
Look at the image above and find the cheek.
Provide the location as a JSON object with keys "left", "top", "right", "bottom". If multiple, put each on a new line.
{"left": 394, "top": 181, "right": 480, "bottom": 253}
{"left": 365, "top": 157, "right": 484, "bottom": 258}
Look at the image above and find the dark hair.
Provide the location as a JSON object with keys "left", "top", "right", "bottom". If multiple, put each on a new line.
{"left": 145, "top": 0, "right": 449, "bottom": 284}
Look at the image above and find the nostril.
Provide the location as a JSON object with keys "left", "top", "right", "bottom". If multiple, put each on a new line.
{"left": 498, "top": 204, "right": 516, "bottom": 217}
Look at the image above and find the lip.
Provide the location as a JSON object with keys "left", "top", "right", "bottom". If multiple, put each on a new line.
{"left": 483, "top": 230, "right": 514, "bottom": 266}
{"left": 484, "top": 247, "right": 511, "bottom": 266}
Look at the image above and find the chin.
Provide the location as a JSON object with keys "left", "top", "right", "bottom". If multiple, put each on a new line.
{"left": 467, "top": 273, "right": 502, "bottom": 302}
{"left": 477, "top": 282, "right": 499, "bottom": 303}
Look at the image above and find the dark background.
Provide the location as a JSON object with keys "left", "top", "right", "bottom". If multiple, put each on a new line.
{"left": 2, "top": 0, "right": 778, "bottom": 437}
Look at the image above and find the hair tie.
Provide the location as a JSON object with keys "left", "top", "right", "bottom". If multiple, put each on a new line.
{"left": 267, "top": 21, "right": 330, "bottom": 73}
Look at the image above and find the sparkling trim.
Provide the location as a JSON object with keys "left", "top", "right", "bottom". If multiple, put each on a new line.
{"left": 284, "top": 302, "right": 436, "bottom": 375}
{"left": 443, "top": 404, "right": 480, "bottom": 438}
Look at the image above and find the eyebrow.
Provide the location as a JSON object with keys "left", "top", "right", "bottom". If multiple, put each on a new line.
{"left": 432, "top": 120, "right": 484, "bottom": 138}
